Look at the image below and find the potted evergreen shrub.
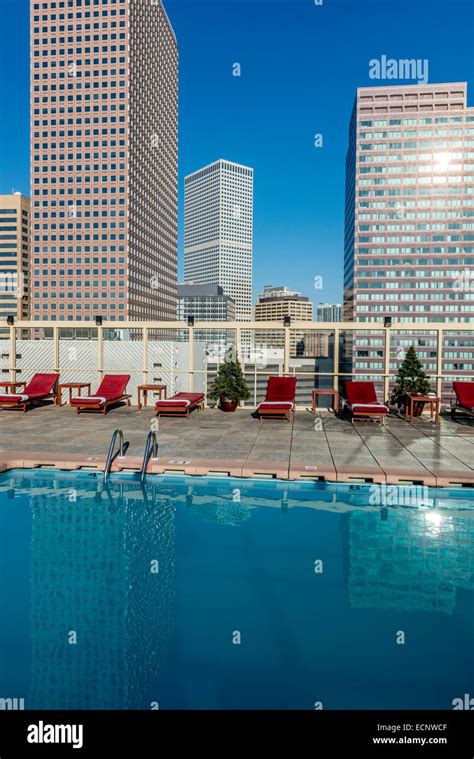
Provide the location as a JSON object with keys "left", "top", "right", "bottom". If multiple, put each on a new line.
{"left": 391, "top": 346, "right": 432, "bottom": 416}
{"left": 208, "top": 354, "right": 250, "bottom": 412}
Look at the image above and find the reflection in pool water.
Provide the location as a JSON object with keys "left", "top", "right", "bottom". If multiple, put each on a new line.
{"left": 0, "top": 471, "right": 472, "bottom": 710}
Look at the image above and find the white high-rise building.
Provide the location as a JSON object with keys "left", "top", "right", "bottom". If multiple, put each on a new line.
{"left": 317, "top": 303, "right": 342, "bottom": 322}
{"left": 184, "top": 159, "right": 253, "bottom": 321}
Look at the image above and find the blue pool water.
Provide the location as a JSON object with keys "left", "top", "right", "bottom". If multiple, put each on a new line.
{"left": 0, "top": 469, "right": 473, "bottom": 710}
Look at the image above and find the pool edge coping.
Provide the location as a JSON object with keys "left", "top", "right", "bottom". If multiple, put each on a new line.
{"left": 0, "top": 449, "right": 473, "bottom": 488}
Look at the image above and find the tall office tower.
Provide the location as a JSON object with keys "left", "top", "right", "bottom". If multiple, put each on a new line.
{"left": 0, "top": 193, "right": 30, "bottom": 322}
{"left": 30, "top": 0, "right": 178, "bottom": 322}
{"left": 344, "top": 83, "right": 474, "bottom": 385}
{"left": 255, "top": 285, "right": 313, "bottom": 356}
{"left": 184, "top": 159, "right": 253, "bottom": 321}
{"left": 317, "top": 303, "right": 342, "bottom": 322}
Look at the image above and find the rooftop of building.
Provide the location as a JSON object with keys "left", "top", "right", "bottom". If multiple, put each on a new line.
{"left": 256, "top": 285, "right": 311, "bottom": 304}
{"left": 0, "top": 319, "right": 471, "bottom": 486}
{"left": 356, "top": 81, "right": 467, "bottom": 95}
{"left": 0, "top": 405, "right": 472, "bottom": 487}
{"left": 177, "top": 284, "right": 234, "bottom": 300}
{"left": 257, "top": 294, "right": 311, "bottom": 304}
{"left": 185, "top": 158, "right": 255, "bottom": 181}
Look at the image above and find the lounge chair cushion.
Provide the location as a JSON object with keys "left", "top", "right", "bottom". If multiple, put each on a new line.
{"left": 95, "top": 374, "right": 130, "bottom": 399}
{"left": 453, "top": 382, "right": 474, "bottom": 410}
{"left": 0, "top": 373, "right": 58, "bottom": 407}
{"left": 69, "top": 375, "right": 130, "bottom": 406}
{"left": 0, "top": 373, "right": 59, "bottom": 407}
{"left": 264, "top": 376, "right": 297, "bottom": 403}
{"left": 23, "top": 373, "right": 58, "bottom": 396}
{"left": 70, "top": 396, "right": 107, "bottom": 406}
{"left": 350, "top": 402, "right": 388, "bottom": 414}
{"left": 258, "top": 401, "right": 295, "bottom": 411}
{"left": 345, "top": 381, "right": 379, "bottom": 406}
{"left": 156, "top": 392, "right": 204, "bottom": 408}
{"left": 256, "top": 377, "right": 297, "bottom": 417}
{"left": 156, "top": 399, "right": 191, "bottom": 407}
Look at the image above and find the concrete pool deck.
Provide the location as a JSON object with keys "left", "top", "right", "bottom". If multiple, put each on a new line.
{"left": 0, "top": 403, "right": 473, "bottom": 486}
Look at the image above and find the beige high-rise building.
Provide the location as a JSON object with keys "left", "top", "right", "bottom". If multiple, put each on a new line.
{"left": 255, "top": 285, "right": 313, "bottom": 356}
{"left": 0, "top": 193, "right": 30, "bottom": 322}
{"left": 344, "top": 82, "right": 474, "bottom": 386}
{"left": 30, "top": 0, "right": 178, "bottom": 322}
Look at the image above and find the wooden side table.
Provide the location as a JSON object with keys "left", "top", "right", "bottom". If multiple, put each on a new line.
{"left": 312, "top": 388, "right": 339, "bottom": 414}
{"left": 408, "top": 394, "right": 440, "bottom": 424}
{"left": 57, "top": 382, "right": 91, "bottom": 406}
{"left": 138, "top": 384, "right": 167, "bottom": 409}
{"left": 0, "top": 381, "right": 26, "bottom": 394}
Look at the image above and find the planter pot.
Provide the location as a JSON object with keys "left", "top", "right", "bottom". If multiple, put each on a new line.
{"left": 403, "top": 398, "right": 426, "bottom": 417}
{"left": 220, "top": 397, "right": 238, "bottom": 412}
{"left": 411, "top": 401, "right": 426, "bottom": 417}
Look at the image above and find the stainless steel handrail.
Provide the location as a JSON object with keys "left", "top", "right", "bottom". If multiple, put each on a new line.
{"left": 140, "top": 431, "right": 158, "bottom": 484}
{"left": 104, "top": 429, "right": 124, "bottom": 484}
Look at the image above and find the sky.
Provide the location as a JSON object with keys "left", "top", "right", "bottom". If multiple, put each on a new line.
{"left": 0, "top": 0, "right": 473, "bottom": 308}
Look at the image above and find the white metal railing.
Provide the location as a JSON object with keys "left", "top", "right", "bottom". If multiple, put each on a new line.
{"left": 0, "top": 320, "right": 473, "bottom": 407}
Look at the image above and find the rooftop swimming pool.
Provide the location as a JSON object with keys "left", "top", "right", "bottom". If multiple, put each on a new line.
{"left": 0, "top": 470, "right": 473, "bottom": 710}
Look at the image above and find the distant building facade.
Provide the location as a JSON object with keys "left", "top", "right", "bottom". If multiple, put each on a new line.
{"left": 177, "top": 284, "right": 235, "bottom": 322}
{"left": 302, "top": 332, "right": 330, "bottom": 358}
{"left": 177, "top": 283, "right": 236, "bottom": 348}
{"left": 255, "top": 285, "right": 313, "bottom": 356}
{"left": 0, "top": 193, "right": 30, "bottom": 322}
{"left": 343, "top": 82, "right": 474, "bottom": 389}
{"left": 317, "top": 303, "right": 342, "bottom": 322}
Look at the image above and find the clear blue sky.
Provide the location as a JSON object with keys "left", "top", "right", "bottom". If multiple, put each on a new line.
{"left": 0, "top": 0, "right": 473, "bottom": 307}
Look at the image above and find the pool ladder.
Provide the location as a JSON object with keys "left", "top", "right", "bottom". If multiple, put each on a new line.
{"left": 141, "top": 431, "right": 158, "bottom": 484}
{"left": 104, "top": 429, "right": 125, "bottom": 484}
{"left": 103, "top": 429, "right": 157, "bottom": 484}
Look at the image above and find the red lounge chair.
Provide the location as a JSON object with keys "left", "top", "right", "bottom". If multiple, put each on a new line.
{"left": 0, "top": 373, "right": 58, "bottom": 413}
{"left": 257, "top": 376, "right": 297, "bottom": 421}
{"left": 70, "top": 374, "right": 131, "bottom": 415}
{"left": 452, "top": 382, "right": 474, "bottom": 419}
{"left": 345, "top": 381, "right": 389, "bottom": 424}
{"left": 155, "top": 392, "right": 205, "bottom": 418}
